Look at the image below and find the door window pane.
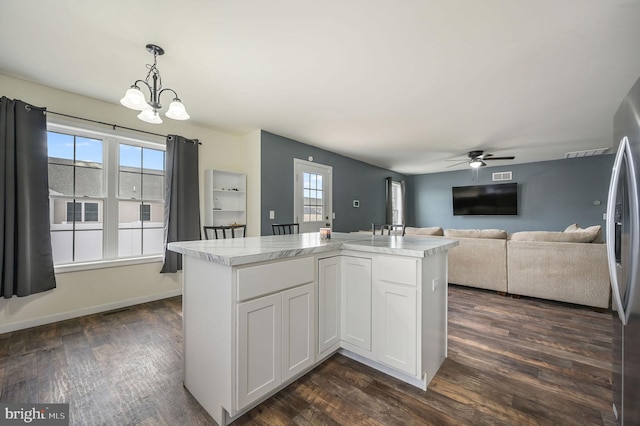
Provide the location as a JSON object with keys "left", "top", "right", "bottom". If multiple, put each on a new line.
{"left": 303, "top": 172, "right": 324, "bottom": 222}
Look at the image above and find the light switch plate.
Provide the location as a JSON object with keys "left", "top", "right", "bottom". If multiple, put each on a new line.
{"left": 432, "top": 278, "right": 440, "bottom": 292}
{"left": 353, "top": 200, "right": 360, "bottom": 208}
{"left": 269, "top": 210, "right": 275, "bottom": 219}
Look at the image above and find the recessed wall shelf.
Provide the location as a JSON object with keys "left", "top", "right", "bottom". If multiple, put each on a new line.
{"left": 205, "top": 169, "right": 247, "bottom": 229}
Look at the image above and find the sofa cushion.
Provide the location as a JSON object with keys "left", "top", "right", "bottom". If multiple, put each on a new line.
{"left": 444, "top": 228, "right": 507, "bottom": 239}
{"left": 404, "top": 226, "right": 444, "bottom": 236}
{"left": 564, "top": 224, "right": 602, "bottom": 243}
{"left": 564, "top": 223, "right": 580, "bottom": 232}
{"left": 510, "top": 230, "right": 596, "bottom": 243}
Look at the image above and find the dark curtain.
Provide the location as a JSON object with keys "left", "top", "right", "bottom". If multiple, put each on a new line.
{"left": 161, "top": 135, "right": 201, "bottom": 273}
{"left": 385, "top": 177, "right": 393, "bottom": 224}
{"left": 400, "top": 179, "right": 406, "bottom": 225}
{"left": 385, "top": 177, "right": 406, "bottom": 225}
{"left": 0, "top": 97, "right": 56, "bottom": 298}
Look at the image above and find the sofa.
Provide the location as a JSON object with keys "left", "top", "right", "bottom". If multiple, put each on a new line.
{"left": 402, "top": 224, "right": 610, "bottom": 309}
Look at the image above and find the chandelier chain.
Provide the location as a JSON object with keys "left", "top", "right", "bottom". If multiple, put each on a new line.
{"left": 144, "top": 53, "right": 163, "bottom": 91}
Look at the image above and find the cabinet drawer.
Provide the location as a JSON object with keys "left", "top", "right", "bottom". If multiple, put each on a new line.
{"left": 237, "top": 257, "right": 314, "bottom": 301}
{"left": 375, "top": 256, "right": 418, "bottom": 287}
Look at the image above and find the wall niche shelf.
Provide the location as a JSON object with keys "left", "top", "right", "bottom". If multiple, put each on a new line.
{"left": 205, "top": 169, "right": 247, "bottom": 233}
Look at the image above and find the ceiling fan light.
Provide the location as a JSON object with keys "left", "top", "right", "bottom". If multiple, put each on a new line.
{"left": 469, "top": 159, "right": 485, "bottom": 168}
{"left": 137, "top": 109, "right": 163, "bottom": 124}
{"left": 120, "top": 86, "right": 148, "bottom": 111}
{"left": 165, "top": 99, "right": 190, "bottom": 120}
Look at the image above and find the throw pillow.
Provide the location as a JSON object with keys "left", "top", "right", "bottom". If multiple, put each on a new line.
{"left": 563, "top": 224, "right": 602, "bottom": 243}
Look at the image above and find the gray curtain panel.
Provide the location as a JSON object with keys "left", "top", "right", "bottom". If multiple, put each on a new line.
{"left": 400, "top": 179, "right": 406, "bottom": 225}
{"left": 385, "top": 177, "right": 393, "bottom": 224}
{"left": 0, "top": 97, "right": 56, "bottom": 298}
{"left": 161, "top": 135, "right": 201, "bottom": 273}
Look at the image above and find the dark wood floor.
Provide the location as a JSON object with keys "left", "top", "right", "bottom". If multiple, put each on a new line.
{"left": 0, "top": 285, "right": 616, "bottom": 425}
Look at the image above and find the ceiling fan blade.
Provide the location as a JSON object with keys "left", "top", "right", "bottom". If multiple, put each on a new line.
{"left": 484, "top": 156, "right": 515, "bottom": 160}
{"left": 446, "top": 161, "right": 469, "bottom": 168}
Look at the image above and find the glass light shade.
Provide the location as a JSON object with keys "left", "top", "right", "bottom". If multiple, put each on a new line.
{"left": 137, "top": 109, "right": 163, "bottom": 124}
{"left": 165, "top": 100, "right": 190, "bottom": 120}
{"left": 120, "top": 87, "right": 149, "bottom": 111}
{"left": 469, "top": 159, "right": 485, "bottom": 168}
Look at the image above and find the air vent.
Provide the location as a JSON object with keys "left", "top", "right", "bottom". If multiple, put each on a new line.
{"left": 564, "top": 148, "right": 609, "bottom": 159}
{"left": 492, "top": 171, "right": 512, "bottom": 182}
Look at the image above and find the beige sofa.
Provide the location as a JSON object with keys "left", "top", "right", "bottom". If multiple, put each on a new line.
{"left": 507, "top": 226, "right": 609, "bottom": 309}
{"left": 403, "top": 225, "right": 610, "bottom": 309}
{"left": 406, "top": 227, "right": 509, "bottom": 293}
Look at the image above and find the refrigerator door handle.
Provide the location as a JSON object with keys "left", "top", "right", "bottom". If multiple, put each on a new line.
{"left": 607, "top": 137, "right": 629, "bottom": 324}
{"left": 625, "top": 137, "right": 640, "bottom": 324}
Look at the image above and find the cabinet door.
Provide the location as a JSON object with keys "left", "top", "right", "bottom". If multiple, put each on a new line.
{"left": 341, "top": 256, "right": 372, "bottom": 351}
{"left": 375, "top": 282, "right": 417, "bottom": 375}
{"left": 237, "top": 293, "right": 282, "bottom": 410}
{"left": 282, "top": 283, "right": 315, "bottom": 381}
{"left": 318, "top": 257, "right": 341, "bottom": 354}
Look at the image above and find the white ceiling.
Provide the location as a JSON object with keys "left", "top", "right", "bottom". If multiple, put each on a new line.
{"left": 1, "top": 1, "right": 639, "bottom": 174}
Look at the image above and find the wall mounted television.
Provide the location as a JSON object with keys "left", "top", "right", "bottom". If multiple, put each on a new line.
{"left": 452, "top": 183, "right": 518, "bottom": 215}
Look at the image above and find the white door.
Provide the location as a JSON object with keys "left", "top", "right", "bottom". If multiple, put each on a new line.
{"left": 341, "top": 256, "right": 372, "bottom": 351}
{"left": 237, "top": 293, "right": 282, "bottom": 410}
{"left": 318, "top": 257, "right": 341, "bottom": 355}
{"left": 282, "top": 283, "right": 315, "bottom": 381}
{"left": 294, "top": 159, "right": 332, "bottom": 233}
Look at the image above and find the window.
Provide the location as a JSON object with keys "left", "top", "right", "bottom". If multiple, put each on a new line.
{"left": 140, "top": 204, "right": 151, "bottom": 221}
{"left": 65, "top": 201, "right": 99, "bottom": 222}
{"left": 48, "top": 131, "right": 104, "bottom": 264}
{"left": 47, "top": 124, "right": 165, "bottom": 266}
{"left": 118, "top": 144, "right": 165, "bottom": 257}
{"left": 392, "top": 180, "right": 404, "bottom": 224}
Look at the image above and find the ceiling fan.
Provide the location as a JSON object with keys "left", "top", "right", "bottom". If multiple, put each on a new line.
{"left": 447, "top": 150, "right": 516, "bottom": 168}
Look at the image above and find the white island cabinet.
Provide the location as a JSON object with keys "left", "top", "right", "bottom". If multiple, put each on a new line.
{"left": 169, "top": 233, "right": 457, "bottom": 426}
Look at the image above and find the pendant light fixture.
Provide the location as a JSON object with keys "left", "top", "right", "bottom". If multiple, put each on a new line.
{"left": 120, "top": 44, "right": 190, "bottom": 124}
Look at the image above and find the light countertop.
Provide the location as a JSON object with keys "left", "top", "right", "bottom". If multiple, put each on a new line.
{"left": 168, "top": 232, "right": 458, "bottom": 266}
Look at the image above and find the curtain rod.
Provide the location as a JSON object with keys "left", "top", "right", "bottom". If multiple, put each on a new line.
{"left": 46, "top": 109, "right": 201, "bottom": 145}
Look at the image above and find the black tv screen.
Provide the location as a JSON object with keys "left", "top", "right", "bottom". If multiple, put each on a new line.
{"left": 452, "top": 183, "right": 518, "bottom": 215}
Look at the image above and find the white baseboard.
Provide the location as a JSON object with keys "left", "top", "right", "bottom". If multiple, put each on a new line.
{"left": 0, "top": 289, "right": 182, "bottom": 334}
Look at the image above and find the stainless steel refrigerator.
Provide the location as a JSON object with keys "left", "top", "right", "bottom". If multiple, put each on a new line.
{"left": 607, "top": 75, "right": 640, "bottom": 425}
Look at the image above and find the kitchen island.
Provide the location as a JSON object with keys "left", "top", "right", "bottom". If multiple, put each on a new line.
{"left": 168, "top": 232, "right": 457, "bottom": 426}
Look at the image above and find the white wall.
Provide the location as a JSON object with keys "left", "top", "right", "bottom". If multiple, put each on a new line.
{"left": 0, "top": 73, "right": 255, "bottom": 332}
{"left": 243, "top": 130, "right": 262, "bottom": 236}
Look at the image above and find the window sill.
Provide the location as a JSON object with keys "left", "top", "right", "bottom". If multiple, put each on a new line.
{"left": 54, "top": 255, "right": 164, "bottom": 274}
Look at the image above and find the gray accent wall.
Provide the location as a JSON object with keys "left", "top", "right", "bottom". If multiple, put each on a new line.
{"left": 406, "top": 155, "right": 614, "bottom": 234}
{"left": 260, "top": 131, "right": 405, "bottom": 235}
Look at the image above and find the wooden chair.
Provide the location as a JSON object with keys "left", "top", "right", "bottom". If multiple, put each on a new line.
{"left": 272, "top": 223, "right": 299, "bottom": 235}
{"left": 204, "top": 225, "right": 247, "bottom": 239}
{"left": 230, "top": 224, "right": 246, "bottom": 238}
{"left": 203, "top": 226, "right": 229, "bottom": 240}
{"left": 371, "top": 223, "right": 406, "bottom": 236}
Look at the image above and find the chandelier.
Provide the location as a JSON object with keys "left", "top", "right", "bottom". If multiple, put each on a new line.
{"left": 120, "top": 44, "right": 190, "bottom": 124}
